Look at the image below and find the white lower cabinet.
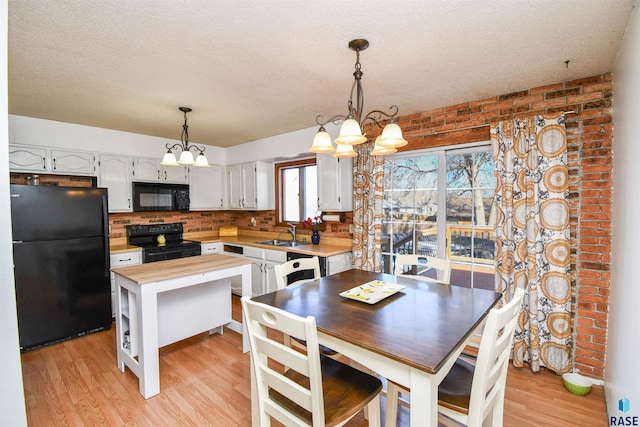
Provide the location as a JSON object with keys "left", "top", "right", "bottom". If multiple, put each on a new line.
{"left": 109, "top": 251, "right": 142, "bottom": 316}
{"left": 326, "top": 252, "right": 353, "bottom": 275}
{"left": 264, "top": 249, "right": 287, "bottom": 294}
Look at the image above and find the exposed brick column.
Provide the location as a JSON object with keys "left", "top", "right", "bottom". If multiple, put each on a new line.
{"left": 391, "top": 73, "right": 612, "bottom": 379}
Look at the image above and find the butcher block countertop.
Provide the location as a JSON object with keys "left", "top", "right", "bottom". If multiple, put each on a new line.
{"left": 109, "top": 243, "right": 143, "bottom": 255}
{"left": 111, "top": 253, "right": 252, "bottom": 285}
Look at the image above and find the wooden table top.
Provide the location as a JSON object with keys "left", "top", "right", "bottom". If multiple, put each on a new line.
{"left": 111, "top": 254, "right": 252, "bottom": 284}
{"left": 253, "top": 269, "right": 501, "bottom": 374}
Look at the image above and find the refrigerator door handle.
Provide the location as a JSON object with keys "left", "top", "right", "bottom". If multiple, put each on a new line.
{"left": 102, "top": 194, "right": 111, "bottom": 278}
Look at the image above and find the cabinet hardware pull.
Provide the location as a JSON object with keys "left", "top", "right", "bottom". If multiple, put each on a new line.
{"left": 53, "top": 158, "right": 56, "bottom": 170}
{"left": 42, "top": 157, "right": 46, "bottom": 169}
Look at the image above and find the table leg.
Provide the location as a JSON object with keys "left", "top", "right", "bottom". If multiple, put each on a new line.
{"left": 409, "top": 369, "right": 438, "bottom": 427}
{"left": 138, "top": 284, "right": 160, "bottom": 399}
{"left": 240, "top": 264, "right": 251, "bottom": 353}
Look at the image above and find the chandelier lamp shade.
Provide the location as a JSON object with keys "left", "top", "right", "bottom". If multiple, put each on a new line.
{"left": 161, "top": 107, "right": 210, "bottom": 167}
{"left": 309, "top": 39, "right": 408, "bottom": 158}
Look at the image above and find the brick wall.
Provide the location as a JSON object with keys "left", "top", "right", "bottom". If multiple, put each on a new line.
{"left": 108, "top": 210, "right": 353, "bottom": 240}
{"left": 388, "top": 73, "right": 612, "bottom": 378}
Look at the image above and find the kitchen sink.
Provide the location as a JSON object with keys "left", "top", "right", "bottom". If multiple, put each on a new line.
{"left": 256, "top": 239, "right": 306, "bottom": 247}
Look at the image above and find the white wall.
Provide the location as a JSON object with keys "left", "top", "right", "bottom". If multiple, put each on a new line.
{"left": 0, "top": 0, "right": 28, "bottom": 425}
{"left": 607, "top": 2, "right": 640, "bottom": 419}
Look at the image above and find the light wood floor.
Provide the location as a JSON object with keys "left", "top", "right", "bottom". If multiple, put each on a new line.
{"left": 20, "top": 296, "right": 607, "bottom": 426}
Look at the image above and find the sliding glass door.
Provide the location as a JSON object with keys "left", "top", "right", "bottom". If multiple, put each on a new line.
{"left": 382, "top": 144, "right": 495, "bottom": 289}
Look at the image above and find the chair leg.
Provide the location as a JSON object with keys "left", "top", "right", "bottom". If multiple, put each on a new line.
{"left": 385, "top": 382, "right": 401, "bottom": 427}
{"left": 366, "top": 394, "right": 381, "bottom": 427}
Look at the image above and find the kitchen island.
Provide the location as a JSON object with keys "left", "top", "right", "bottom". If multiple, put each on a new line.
{"left": 112, "top": 254, "right": 252, "bottom": 399}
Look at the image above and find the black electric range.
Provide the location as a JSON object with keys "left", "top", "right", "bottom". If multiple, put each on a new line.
{"left": 126, "top": 223, "right": 201, "bottom": 263}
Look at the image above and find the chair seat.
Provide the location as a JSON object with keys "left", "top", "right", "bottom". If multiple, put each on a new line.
{"left": 270, "top": 355, "right": 382, "bottom": 427}
{"left": 438, "top": 358, "right": 474, "bottom": 415}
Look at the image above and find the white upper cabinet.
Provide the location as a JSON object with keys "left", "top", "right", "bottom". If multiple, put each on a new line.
{"left": 50, "top": 149, "right": 96, "bottom": 175}
{"left": 133, "top": 157, "right": 160, "bottom": 181}
{"left": 317, "top": 154, "right": 353, "bottom": 211}
{"left": 133, "top": 157, "right": 188, "bottom": 184}
{"left": 9, "top": 145, "right": 48, "bottom": 172}
{"left": 189, "top": 165, "right": 226, "bottom": 210}
{"left": 163, "top": 163, "right": 188, "bottom": 183}
{"left": 98, "top": 154, "right": 133, "bottom": 212}
{"left": 227, "top": 161, "right": 274, "bottom": 210}
{"left": 227, "top": 164, "right": 243, "bottom": 209}
{"left": 9, "top": 145, "right": 96, "bottom": 176}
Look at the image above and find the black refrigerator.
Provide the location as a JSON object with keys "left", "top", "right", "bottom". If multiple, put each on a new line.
{"left": 10, "top": 184, "right": 112, "bottom": 350}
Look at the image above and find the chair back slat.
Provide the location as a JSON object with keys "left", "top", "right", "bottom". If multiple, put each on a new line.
{"left": 274, "top": 257, "right": 322, "bottom": 289}
{"left": 394, "top": 254, "right": 452, "bottom": 284}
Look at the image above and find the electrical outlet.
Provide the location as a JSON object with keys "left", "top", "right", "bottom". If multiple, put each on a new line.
{"left": 250, "top": 217, "right": 256, "bottom": 226}
{"left": 349, "top": 224, "right": 354, "bottom": 234}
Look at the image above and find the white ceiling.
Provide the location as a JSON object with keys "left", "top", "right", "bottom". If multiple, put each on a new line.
{"left": 8, "top": 0, "right": 637, "bottom": 149}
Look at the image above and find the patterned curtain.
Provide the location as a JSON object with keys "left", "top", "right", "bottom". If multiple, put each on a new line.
{"left": 352, "top": 142, "right": 385, "bottom": 272}
{"left": 492, "top": 114, "right": 572, "bottom": 374}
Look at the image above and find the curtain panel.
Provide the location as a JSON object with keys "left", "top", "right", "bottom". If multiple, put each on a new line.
{"left": 492, "top": 114, "right": 572, "bottom": 374}
{"left": 352, "top": 142, "right": 384, "bottom": 272}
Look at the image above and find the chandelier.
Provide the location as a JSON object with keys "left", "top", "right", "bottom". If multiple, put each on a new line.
{"left": 309, "top": 39, "right": 408, "bottom": 158}
{"left": 161, "top": 107, "right": 210, "bottom": 167}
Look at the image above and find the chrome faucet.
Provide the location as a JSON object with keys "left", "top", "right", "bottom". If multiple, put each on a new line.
{"left": 287, "top": 223, "right": 297, "bottom": 242}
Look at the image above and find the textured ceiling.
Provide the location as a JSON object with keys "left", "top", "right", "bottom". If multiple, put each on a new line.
{"left": 8, "top": 0, "right": 637, "bottom": 148}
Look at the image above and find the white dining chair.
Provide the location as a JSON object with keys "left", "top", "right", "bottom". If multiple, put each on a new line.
{"left": 385, "top": 287, "right": 525, "bottom": 427}
{"left": 274, "top": 256, "right": 322, "bottom": 289}
{"left": 274, "top": 257, "right": 338, "bottom": 357}
{"left": 241, "top": 296, "right": 382, "bottom": 427}
{"left": 394, "top": 254, "right": 452, "bottom": 285}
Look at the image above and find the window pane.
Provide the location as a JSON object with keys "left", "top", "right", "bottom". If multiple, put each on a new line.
{"left": 383, "top": 146, "right": 495, "bottom": 289}
{"left": 283, "top": 168, "right": 299, "bottom": 222}
{"left": 303, "top": 165, "right": 318, "bottom": 220}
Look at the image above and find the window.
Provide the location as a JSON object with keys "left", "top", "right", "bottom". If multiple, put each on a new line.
{"left": 382, "top": 144, "right": 495, "bottom": 289}
{"left": 275, "top": 158, "right": 318, "bottom": 225}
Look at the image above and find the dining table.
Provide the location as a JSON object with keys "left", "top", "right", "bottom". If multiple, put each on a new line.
{"left": 251, "top": 268, "right": 502, "bottom": 427}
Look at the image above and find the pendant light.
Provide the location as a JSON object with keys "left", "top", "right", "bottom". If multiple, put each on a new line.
{"left": 161, "top": 107, "right": 210, "bottom": 167}
{"left": 309, "top": 39, "right": 408, "bottom": 157}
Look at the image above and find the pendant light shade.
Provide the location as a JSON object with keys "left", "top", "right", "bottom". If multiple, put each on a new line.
{"left": 335, "top": 118, "right": 367, "bottom": 145}
{"left": 161, "top": 151, "right": 179, "bottom": 166}
{"left": 309, "top": 127, "right": 336, "bottom": 153}
{"left": 309, "top": 39, "right": 406, "bottom": 158}
{"left": 370, "top": 135, "right": 398, "bottom": 156}
{"left": 334, "top": 143, "right": 357, "bottom": 158}
{"left": 194, "top": 154, "right": 210, "bottom": 167}
{"left": 178, "top": 150, "right": 195, "bottom": 165}
{"left": 377, "top": 122, "right": 408, "bottom": 148}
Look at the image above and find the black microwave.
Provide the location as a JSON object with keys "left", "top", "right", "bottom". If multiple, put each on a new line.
{"left": 132, "top": 182, "right": 190, "bottom": 212}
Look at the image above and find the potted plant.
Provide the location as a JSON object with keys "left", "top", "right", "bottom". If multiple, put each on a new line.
{"left": 303, "top": 216, "right": 322, "bottom": 245}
